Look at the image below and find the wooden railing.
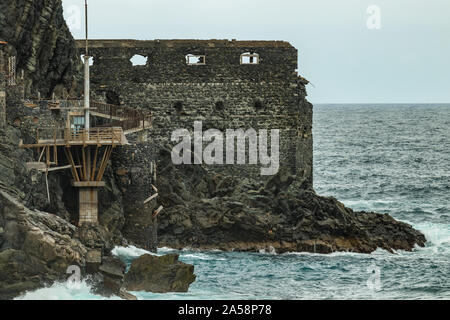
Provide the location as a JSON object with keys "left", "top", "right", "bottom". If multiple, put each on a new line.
{"left": 27, "top": 99, "right": 152, "bottom": 132}
{"left": 65, "top": 127, "right": 123, "bottom": 145}
{"left": 34, "top": 127, "right": 124, "bottom": 145}
{"left": 90, "top": 101, "right": 152, "bottom": 131}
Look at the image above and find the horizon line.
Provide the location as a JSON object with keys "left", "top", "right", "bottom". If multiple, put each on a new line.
{"left": 312, "top": 102, "right": 450, "bottom": 105}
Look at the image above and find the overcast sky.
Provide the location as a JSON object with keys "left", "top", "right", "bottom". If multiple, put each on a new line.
{"left": 62, "top": 0, "right": 450, "bottom": 104}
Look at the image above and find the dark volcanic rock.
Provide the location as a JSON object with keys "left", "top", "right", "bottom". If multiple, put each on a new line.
{"left": 124, "top": 253, "right": 196, "bottom": 293}
{"left": 98, "top": 256, "right": 126, "bottom": 296}
{"left": 121, "top": 144, "right": 426, "bottom": 254}
{"left": 0, "top": 0, "right": 82, "bottom": 97}
{"left": 0, "top": 190, "right": 87, "bottom": 299}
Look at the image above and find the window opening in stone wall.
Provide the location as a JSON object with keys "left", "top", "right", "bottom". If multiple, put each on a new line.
{"left": 240, "top": 52, "right": 259, "bottom": 65}
{"left": 80, "top": 55, "right": 94, "bottom": 66}
{"left": 174, "top": 101, "right": 183, "bottom": 112}
{"left": 130, "top": 54, "right": 148, "bottom": 66}
{"left": 254, "top": 99, "right": 264, "bottom": 109}
{"left": 186, "top": 54, "right": 206, "bottom": 65}
{"left": 215, "top": 101, "right": 225, "bottom": 110}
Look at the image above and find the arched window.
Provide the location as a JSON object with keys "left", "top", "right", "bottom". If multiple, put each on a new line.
{"left": 186, "top": 54, "right": 206, "bottom": 65}
{"left": 240, "top": 52, "right": 259, "bottom": 65}
{"left": 130, "top": 54, "right": 148, "bottom": 66}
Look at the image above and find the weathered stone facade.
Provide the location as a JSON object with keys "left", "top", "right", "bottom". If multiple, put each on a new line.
{"left": 76, "top": 39, "right": 313, "bottom": 186}
{"left": 0, "top": 48, "right": 7, "bottom": 127}
{"left": 0, "top": 74, "right": 5, "bottom": 128}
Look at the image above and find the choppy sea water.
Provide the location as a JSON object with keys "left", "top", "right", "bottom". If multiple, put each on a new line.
{"left": 17, "top": 104, "right": 450, "bottom": 300}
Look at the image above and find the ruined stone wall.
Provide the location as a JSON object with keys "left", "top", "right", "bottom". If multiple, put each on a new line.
{"left": 77, "top": 39, "right": 313, "bottom": 186}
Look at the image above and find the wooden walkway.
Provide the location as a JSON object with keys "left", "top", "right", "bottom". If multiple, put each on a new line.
{"left": 19, "top": 127, "right": 127, "bottom": 148}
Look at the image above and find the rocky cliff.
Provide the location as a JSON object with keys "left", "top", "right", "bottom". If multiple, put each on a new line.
{"left": 0, "top": 0, "right": 82, "bottom": 97}
{"left": 0, "top": 190, "right": 87, "bottom": 299}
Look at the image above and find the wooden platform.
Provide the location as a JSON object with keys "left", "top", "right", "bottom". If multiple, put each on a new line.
{"left": 19, "top": 127, "right": 128, "bottom": 148}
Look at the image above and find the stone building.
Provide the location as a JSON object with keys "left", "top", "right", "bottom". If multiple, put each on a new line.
{"left": 76, "top": 39, "right": 313, "bottom": 187}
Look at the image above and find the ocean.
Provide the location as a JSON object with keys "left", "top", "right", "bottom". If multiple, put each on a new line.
{"left": 16, "top": 104, "right": 450, "bottom": 300}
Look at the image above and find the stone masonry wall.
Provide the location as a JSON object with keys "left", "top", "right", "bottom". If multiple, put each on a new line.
{"left": 0, "top": 75, "right": 5, "bottom": 128}
{"left": 76, "top": 39, "right": 313, "bottom": 186}
{"left": 0, "top": 49, "right": 7, "bottom": 127}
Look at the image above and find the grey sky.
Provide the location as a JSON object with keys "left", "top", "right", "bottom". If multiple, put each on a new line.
{"left": 62, "top": 0, "right": 450, "bottom": 104}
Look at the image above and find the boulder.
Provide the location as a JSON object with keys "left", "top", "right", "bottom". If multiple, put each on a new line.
{"left": 124, "top": 254, "right": 196, "bottom": 293}
{"left": 98, "top": 256, "right": 126, "bottom": 295}
{"left": 0, "top": 190, "right": 87, "bottom": 299}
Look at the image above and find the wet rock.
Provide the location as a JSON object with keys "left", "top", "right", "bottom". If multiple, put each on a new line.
{"left": 122, "top": 147, "right": 426, "bottom": 255}
{"left": 98, "top": 256, "right": 126, "bottom": 296}
{"left": 0, "top": 190, "right": 87, "bottom": 299}
{"left": 86, "top": 250, "right": 102, "bottom": 274}
{"left": 124, "top": 254, "right": 196, "bottom": 293}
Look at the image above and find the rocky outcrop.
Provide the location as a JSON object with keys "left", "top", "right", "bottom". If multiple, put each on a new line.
{"left": 97, "top": 256, "right": 127, "bottom": 296}
{"left": 121, "top": 144, "right": 426, "bottom": 254}
{"left": 0, "top": 190, "right": 87, "bottom": 299}
{"left": 0, "top": 0, "right": 82, "bottom": 97}
{"left": 124, "top": 253, "right": 196, "bottom": 293}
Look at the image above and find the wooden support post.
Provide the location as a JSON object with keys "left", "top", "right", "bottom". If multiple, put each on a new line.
{"left": 153, "top": 205, "right": 163, "bottom": 218}
{"left": 75, "top": 148, "right": 83, "bottom": 180}
{"left": 143, "top": 193, "right": 158, "bottom": 205}
{"left": 91, "top": 145, "right": 99, "bottom": 181}
{"left": 46, "top": 146, "right": 50, "bottom": 166}
{"left": 45, "top": 169, "right": 50, "bottom": 204}
{"left": 53, "top": 129, "right": 57, "bottom": 165}
{"left": 82, "top": 146, "right": 87, "bottom": 181}
{"left": 64, "top": 147, "right": 80, "bottom": 182}
{"left": 38, "top": 147, "right": 45, "bottom": 163}
{"left": 54, "top": 144, "right": 58, "bottom": 165}
{"left": 96, "top": 146, "right": 112, "bottom": 181}
{"left": 86, "top": 146, "right": 91, "bottom": 181}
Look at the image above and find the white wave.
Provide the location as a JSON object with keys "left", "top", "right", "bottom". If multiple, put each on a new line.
{"left": 14, "top": 280, "right": 116, "bottom": 300}
{"left": 182, "top": 253, "right": 226, "bottom": 261}
{"left": 341, "top": 199, "right": 396, "bottom": 210}
{"left": 413, "top": 222, "right": 450, "bottom": 249}
{"left": 159, "top": 246, "right": 178, "bottom": 252}
{"left": 111, "top": 245, "right": 158, "bottom": 260}
{"left": 282, "top": 247, "right": 393, "bottom": 258}
{"left": 258, "top": 246, "right": 277, "bottom": 255}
